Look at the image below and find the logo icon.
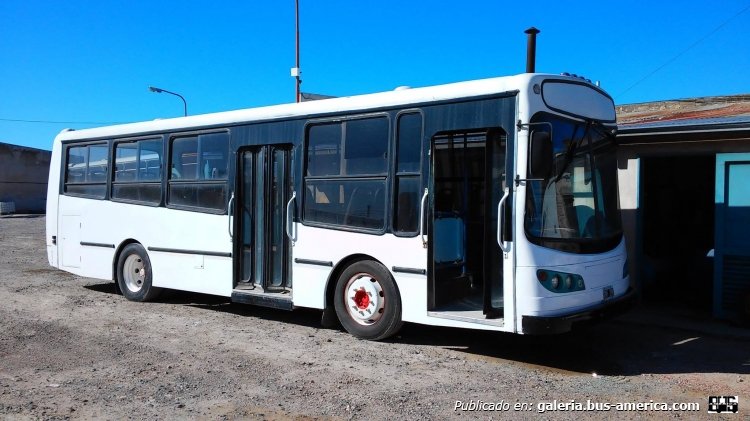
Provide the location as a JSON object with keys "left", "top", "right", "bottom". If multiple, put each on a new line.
{"left": 708, "top": 396, "right": 738, "bottom": 414}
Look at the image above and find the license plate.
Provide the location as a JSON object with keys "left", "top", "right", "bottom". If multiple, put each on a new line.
{"left": 603, "top": 286, "right": 614, "bottom": 300}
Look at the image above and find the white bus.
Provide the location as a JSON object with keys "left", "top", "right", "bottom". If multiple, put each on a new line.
{"left": 46, "top": 73, "right": 633, "bottom": 340}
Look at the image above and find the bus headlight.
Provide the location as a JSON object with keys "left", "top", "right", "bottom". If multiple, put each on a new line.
{"left": 536, "top": 270, "right": 585, "bottom": 293}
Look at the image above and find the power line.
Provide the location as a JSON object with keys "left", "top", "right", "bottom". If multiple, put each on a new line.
{"left": 0, "top": 117, "right": 127, "bottom": 125}
{"left": 617, "top": 3, "right": 750, "bottom": 100}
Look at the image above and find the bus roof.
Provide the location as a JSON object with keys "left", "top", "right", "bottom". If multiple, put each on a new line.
{"left": 56, "top": 73, "right": 612, "bottom": 141}
{"left": 56, "top": 73, "right": 555, "bottom": 142}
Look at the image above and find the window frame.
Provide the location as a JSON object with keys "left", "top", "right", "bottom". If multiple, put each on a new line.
{"left": 302, "top": 113, "right": 391, "bottom": 234}
{"left": 110, "top": 136, "right": 165, "bottom": 207}
{"left": 62, "top": 140, "right": 110, "bottom": 200}
{"left": 166, "top": 129, "right": 231, "bottom": 214}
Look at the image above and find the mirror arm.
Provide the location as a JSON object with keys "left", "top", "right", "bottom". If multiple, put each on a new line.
{"left": 514, "top": 174, "right": 545, "bottom": 186}
{"left": 517, "top": 121, "right": 553, "bottom": 131}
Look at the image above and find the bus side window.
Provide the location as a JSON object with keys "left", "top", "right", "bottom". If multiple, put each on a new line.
{"left": 66, "top": 146, "right": 87, "bottom": 184}
{"left": 168, "top": 132, "right": 229, "bottom": 212}
{"left": 64, "top": 143, "right": 108, "bottom": 198}
{"left": 303, "top": 117, "right": 388, "bottom": 231}
{"left": 393, "top": 112, "right": 422, "bottom": 235}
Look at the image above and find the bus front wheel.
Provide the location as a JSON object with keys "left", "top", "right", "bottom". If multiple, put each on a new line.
{"left": 116, "top": 243, "right": 162, "bottom": 302}
{"left": 334, "top": 260, "right": 403, "bottom": 340}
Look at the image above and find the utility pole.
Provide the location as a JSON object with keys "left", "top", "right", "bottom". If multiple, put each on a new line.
{"left": 291, "top": 0, "right": 302, "bottom": 103}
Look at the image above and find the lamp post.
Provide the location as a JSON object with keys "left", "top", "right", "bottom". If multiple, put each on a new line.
{"left": 291, "top": 0, "right": 301, "bottom": 103}
{"left": 148, "top": 86, "right": 187, "bottom": 116}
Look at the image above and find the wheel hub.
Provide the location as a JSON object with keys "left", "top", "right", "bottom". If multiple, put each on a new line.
{"left": 123, "top": 255, "right": 146, "bottom": 293}
{"left": 345, "top": 274, "right": 385, "bottom": 325}
{"left": 353, "top": 288, "right": 370, "bottom": 309}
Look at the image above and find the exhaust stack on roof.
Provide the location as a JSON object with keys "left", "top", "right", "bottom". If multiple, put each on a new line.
{"left": 525, "top": 27, "right": 540, "bottom": 73}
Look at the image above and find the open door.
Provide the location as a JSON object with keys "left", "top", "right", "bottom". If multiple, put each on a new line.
{"left": 428, "top": 129, "right": 508, "bottom": 323}
{"left": 232, "top": 145, "right": 293, "bottom": 309}
{"left": 714, "top": 153, "right": 750, "bottom": 320}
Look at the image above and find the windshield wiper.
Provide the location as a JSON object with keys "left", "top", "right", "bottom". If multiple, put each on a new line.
{"left": 554, "top": 121, "right": 591, "bottom": 182}
{"left": 589, "top": 122, "right": 615, "bottom": 145}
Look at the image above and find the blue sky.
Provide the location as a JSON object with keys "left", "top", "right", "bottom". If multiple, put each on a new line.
{"left": 1, "top": 1, "right": 749, "bottom": 150}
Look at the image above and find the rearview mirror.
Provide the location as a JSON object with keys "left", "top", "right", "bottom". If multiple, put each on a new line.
{"left": 529, "top": 131, "right": 552, "bottom": 179}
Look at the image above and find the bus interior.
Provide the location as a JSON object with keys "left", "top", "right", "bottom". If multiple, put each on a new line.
{"left": 430, "top": 129, "right": 506, "bottom": 323}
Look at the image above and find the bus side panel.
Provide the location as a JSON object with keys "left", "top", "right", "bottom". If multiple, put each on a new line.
{"left": 141, "top": 208, "right": 232, "bottom": 297}
{"left": 46, "top": 137, "right": 63, "bottom": 268}
{"left": 292, "top": 225, "right": 428, "bottom": 323}
{"left": 56, "top": 196, "right": 115, "bottom": 279}
{"left": 54, "top": 195, "right": 233, "bottom": 297}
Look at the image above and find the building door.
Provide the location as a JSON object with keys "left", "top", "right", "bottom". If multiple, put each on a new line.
{"left": 235, "top": 145, "right": 292, "bottom": 296}
{"left": 714, "top": 153, "right": 750, "bottom": 320}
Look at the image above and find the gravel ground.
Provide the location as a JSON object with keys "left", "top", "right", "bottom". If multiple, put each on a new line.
{"left": 0, "top": 215, "right": 747, "bottom": 420}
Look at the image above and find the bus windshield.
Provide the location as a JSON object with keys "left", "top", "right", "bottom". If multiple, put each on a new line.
{"left": 524, "top": 112, "right": 622, "bottom": 254}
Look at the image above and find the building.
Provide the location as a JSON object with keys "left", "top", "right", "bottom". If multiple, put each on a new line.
{"left": 0, "top": 142, "right": 51, "bottom": 213}
{"left": 616, "top": 94, "right": 750, "bottom": 322}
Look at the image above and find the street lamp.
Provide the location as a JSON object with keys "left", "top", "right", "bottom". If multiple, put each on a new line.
{"left": 291, "top": 0, "right": 301, "bottom": 103}
{"left": 148, "top": 86, "right": 187, "bottom": 116}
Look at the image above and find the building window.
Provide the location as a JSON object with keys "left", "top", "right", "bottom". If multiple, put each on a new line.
{"left": 393, "top": 113, "right": 422, "bottom": 234}
{"left": 112, "top": 138, "right": 163, "bottom": 204}
{"left": 304, "top": 116, "right": 388, "bottom": 230}
{"left": 168, "top": 132, "right": 229, "bottom": 212}
{"left": 64, "top": 143, "right": 108, "bottom": 198}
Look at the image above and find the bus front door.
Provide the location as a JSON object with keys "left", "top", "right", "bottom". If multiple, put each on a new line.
{"left": 232, "top": 145, "right": 293, "bottom": 309}
{"left": 429, "top": 129, "right": 508, "bottom": 322}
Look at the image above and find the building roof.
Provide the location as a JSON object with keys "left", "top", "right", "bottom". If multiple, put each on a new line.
{"left": 616, "top": 94, "right": 750, "bottom": 135}
{"left": 0, "top": 141, "right": 53, "bottom": 154}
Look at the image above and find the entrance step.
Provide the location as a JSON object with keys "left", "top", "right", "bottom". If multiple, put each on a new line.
{"left": 231, "top": 289, "right": 293, "bottom": 311}
{"left": 427, "top": 310, "right": 504, "bottom": 327}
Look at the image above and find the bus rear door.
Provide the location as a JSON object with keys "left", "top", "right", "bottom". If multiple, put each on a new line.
{"left": 232, "top": 145, "right": 294, "bottom": 309}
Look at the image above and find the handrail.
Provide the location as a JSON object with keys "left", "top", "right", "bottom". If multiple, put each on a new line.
{"left": 497, "top": 187, "right": 510, "bottom": 252}
{"left": 285, "top": 191, "right": 297, "bottom": 245}
{"left": 227, "top": 193, "right": 235, "bottom": 240}
{"left": 420, "top": 188, "right": 428, "bottom": 248}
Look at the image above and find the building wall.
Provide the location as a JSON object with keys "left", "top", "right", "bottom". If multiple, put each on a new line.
{"left": 616, "top": 134, "right": 750, "bottom": 310}
{"left": 0, "top": 142, "right": 51, "bottom": 213}
{"left": 616, "top": 151, "right": 640, "bottom": 292}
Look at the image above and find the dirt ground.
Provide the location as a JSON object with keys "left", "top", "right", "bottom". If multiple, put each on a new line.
{"left": 0, "top": 215, "right": 748, "bottom": 420}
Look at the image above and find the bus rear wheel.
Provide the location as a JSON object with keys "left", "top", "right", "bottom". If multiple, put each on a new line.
{"left": 334, "top": 260, "right": 403, "bottom": 340}
{"left": 116, "top": 243, "right": 161, "bottom": 302}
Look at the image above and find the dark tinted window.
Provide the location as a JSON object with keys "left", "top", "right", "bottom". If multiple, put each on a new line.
{"left": 396, "top": 113, "right": 422, "bottom": 173}
{"left": 304, "top": 116, "right": 389, "bottom": 231}
{"left": 112, "top": 138, "right": 163, "bottom": 205}
{"left": 393, "top": 113, "right": 422, "bottom": 234}
{"left": 114, "top": 142, "right": 138, "bottom": 182}
{"left": 87, "top": 145, "right": 109, "bottom": 183}
{"left": 64, "top": 143, "right": 108, "bottom": 198}
{"left": 171, "top": 137, "right": 199, "bottom": 179}
{"left": 393, "top": 176, "right": 420, "bottom": 233}
{"left": 344, "top": 117, "right": 388, "bottom": 175}
{"left": 304, "top": 179, "right": 385, "bottom": 229}
{"left": 307, "top": 123, "right": 342, "bottom": 177}
{"left": 169, "top": 184, "right": 227, "bottom": 209}
{"left": 66, "top": 146, "right": 87, "bottom": 183}
{"left": 139, "top": 139, "right": 162, "bottom": 181}
{"left": 168, "top": 132, "right": 229, "bottom": 212}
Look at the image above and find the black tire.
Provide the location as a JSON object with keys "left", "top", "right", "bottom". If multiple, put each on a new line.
{"left": 116, "top": 243, "right": 162, "bottom": 302}
{"left": 334, "top": 260, "right": 403, "bottom": 340}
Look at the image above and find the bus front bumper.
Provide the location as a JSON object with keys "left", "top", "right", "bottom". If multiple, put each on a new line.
{"left": 521, "top": 287, "right": 637, "bottom": 335}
